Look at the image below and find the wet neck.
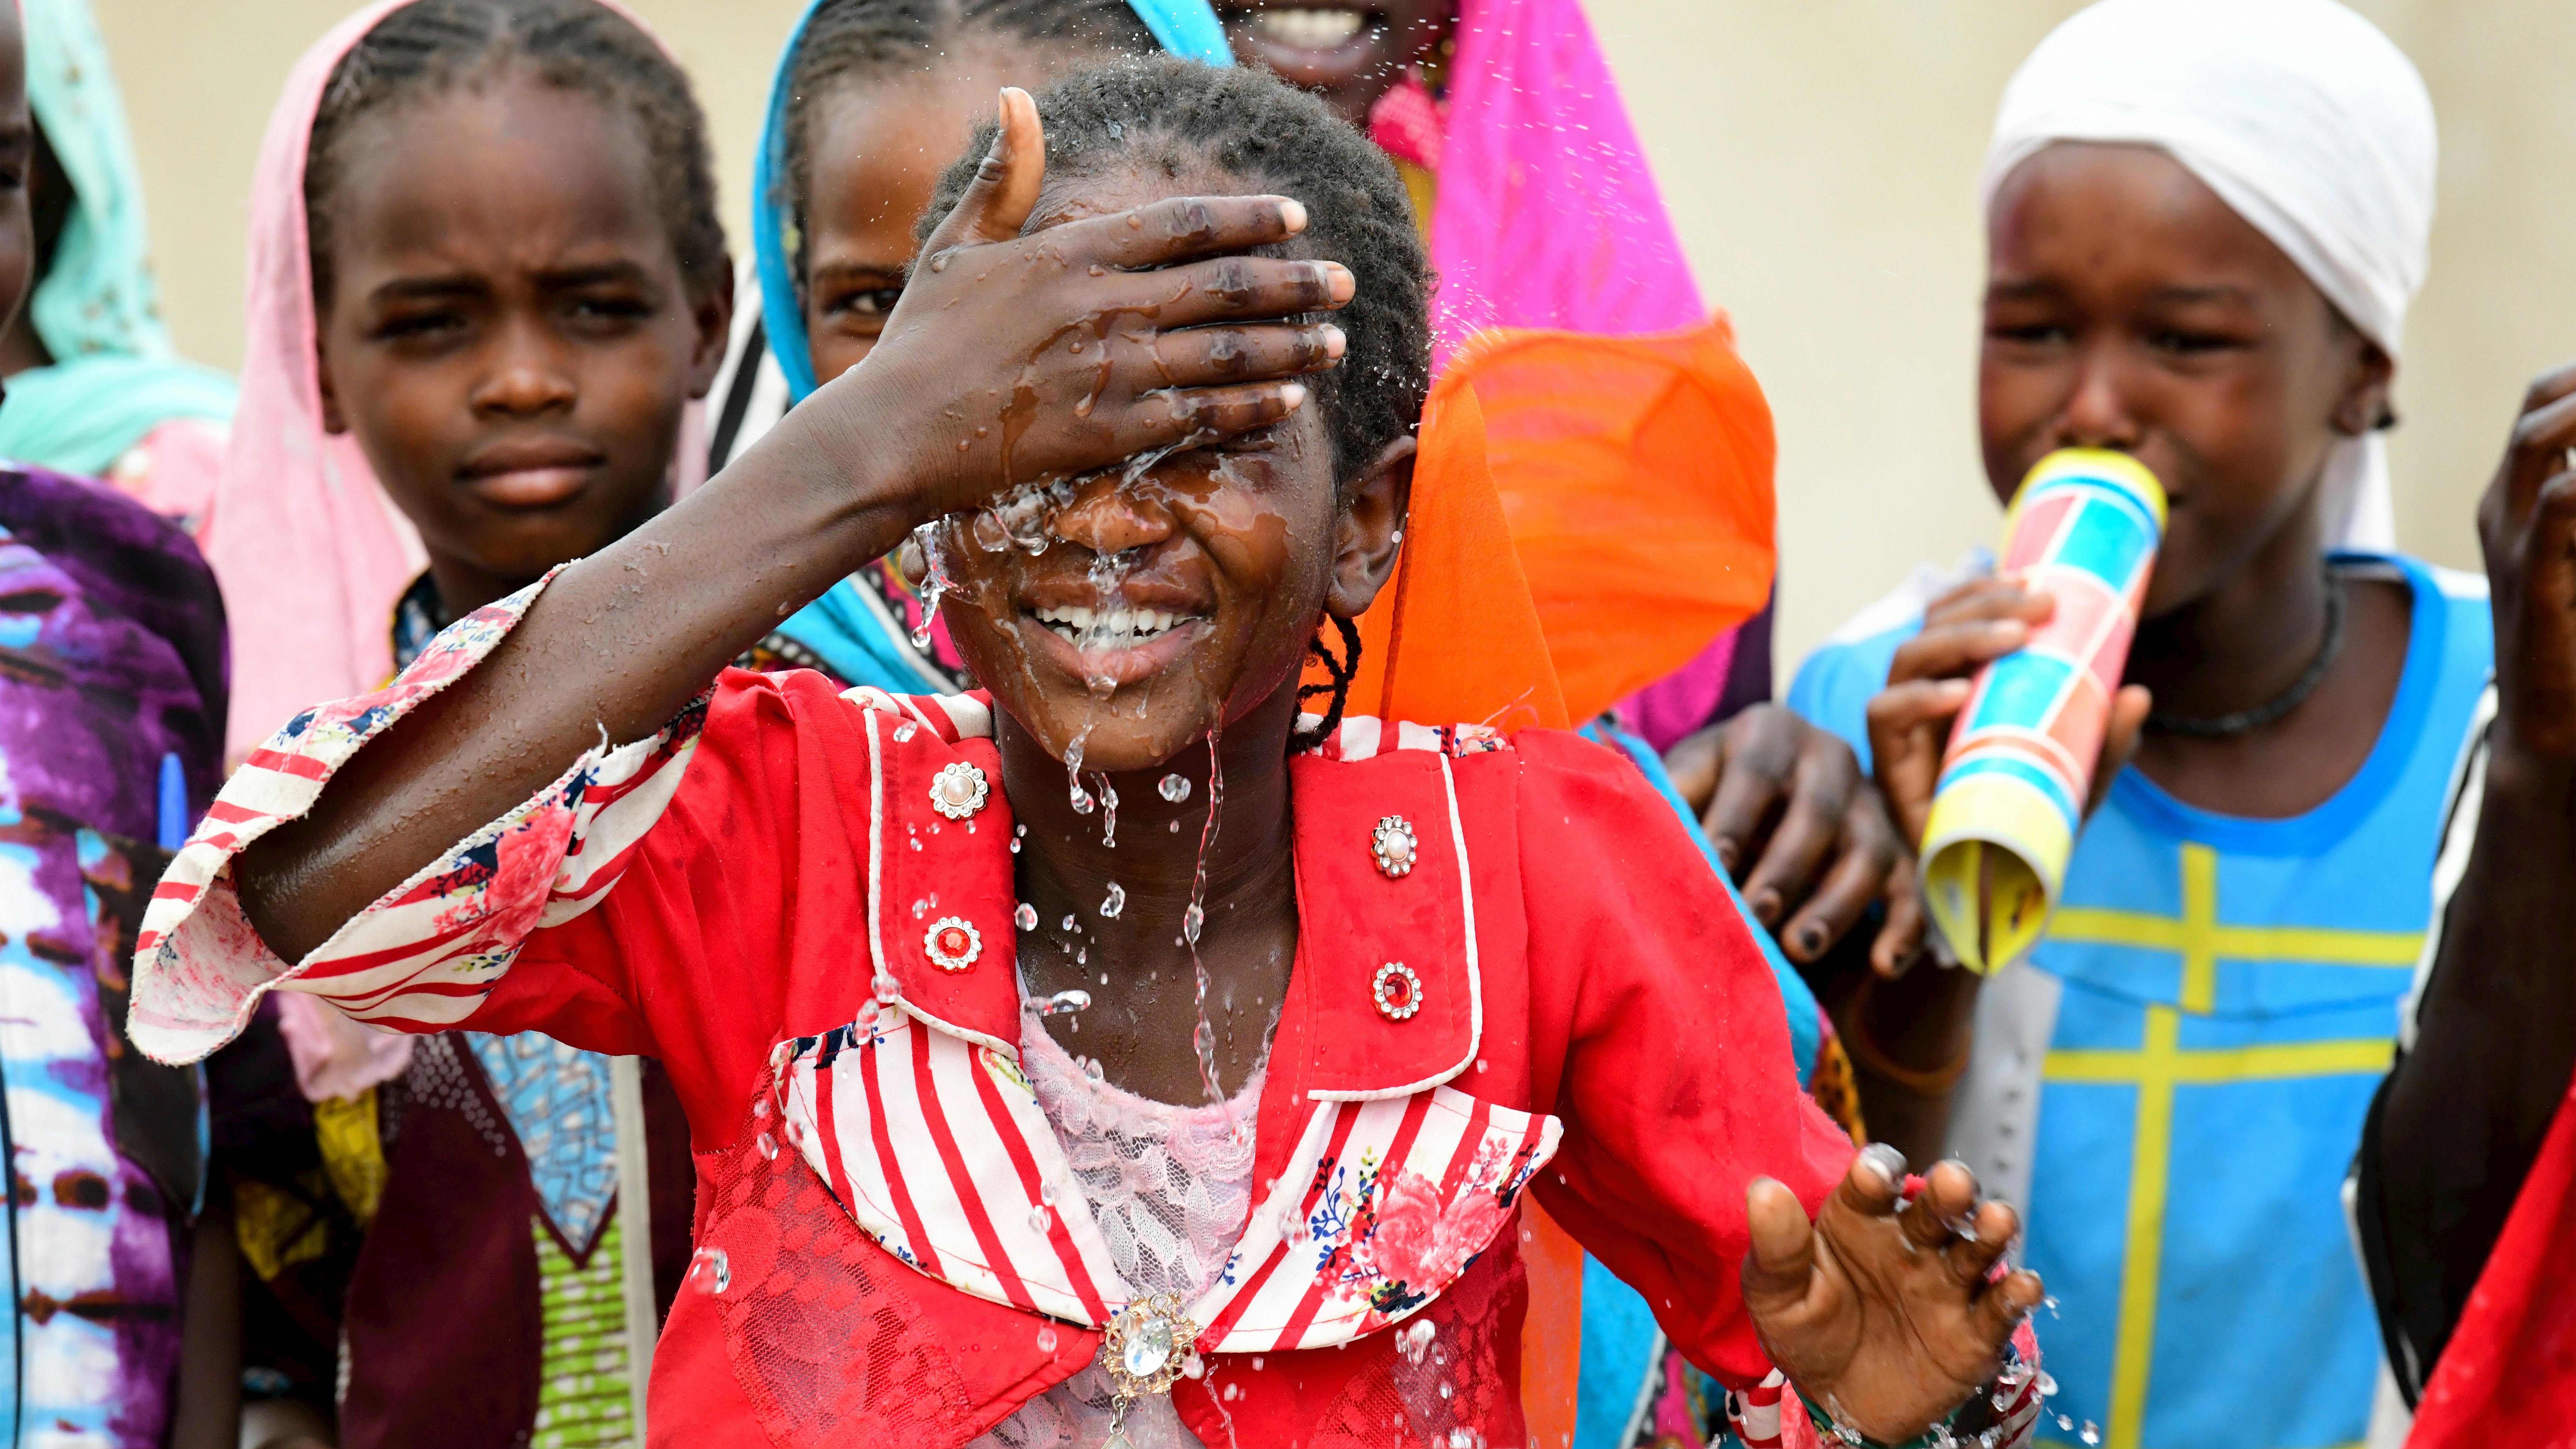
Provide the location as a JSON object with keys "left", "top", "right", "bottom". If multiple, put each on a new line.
{"left": 2124, "top": 519, "right": 2332, "bottom": 726}
{"left": 999, "top": 685, "right": 1302, "bottom": 1101}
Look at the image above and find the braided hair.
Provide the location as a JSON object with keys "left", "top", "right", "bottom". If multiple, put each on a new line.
{"left": 919, "top": 56, "right": 1433, "bottom": 490}
{"left": 778, "top": 0, "right": 1158, "bottom": 284}
{"left": 305, "top": 0, "right": 726, "bottom": 309}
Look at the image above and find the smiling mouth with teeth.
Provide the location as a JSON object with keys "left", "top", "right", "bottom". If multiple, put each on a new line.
{"left": 1252, "top": 6, "right": 1370, "bottom": 47}
{"left": 1034, "top": 603, "right": 1198, "bottom": 647}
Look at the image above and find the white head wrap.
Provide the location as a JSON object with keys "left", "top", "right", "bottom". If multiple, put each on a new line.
{"left": 1982, "top": 0, "right": 2437, "bottom": 551}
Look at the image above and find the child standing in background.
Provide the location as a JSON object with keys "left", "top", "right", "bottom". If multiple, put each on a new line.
{"left": 1784, "top": 3, "right": 2490, "bottom": 1445}
{"left": 200, "top": 2, "right": 759, "bottom": 1443}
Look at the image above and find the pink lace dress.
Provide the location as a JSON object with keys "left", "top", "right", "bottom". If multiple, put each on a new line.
{"left": 968, "top": 1007, "right": 1266, "bottom": 1449}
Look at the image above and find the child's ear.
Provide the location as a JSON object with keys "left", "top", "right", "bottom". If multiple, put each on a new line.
{"left": 2331, "top": 334, "right": 2396, "bottom": 437}
{"left": 684, "top": 257, "right": 737, "bottom": 402}
{"left": 315, "top": 330, "right": 349, "bottom": 436}
{"left": 1325, "top": 434, "right": 1415, "bottom": 618}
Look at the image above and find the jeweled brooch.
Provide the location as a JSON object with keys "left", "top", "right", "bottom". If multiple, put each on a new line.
{"left": 930, "top": 761, "right": 990, "bottom": 820}
{"left": 924, "top": 917, "right": 982, "bottom": 972}
{"left": 1370, "top": 815, "right": 1417, "bottom": 878}
{"left": 1373, "top": 961, "right": 1423, "bottom": 1021}
{"left": 1100, "top": 1293, "right": 1201, "bottom": 1446}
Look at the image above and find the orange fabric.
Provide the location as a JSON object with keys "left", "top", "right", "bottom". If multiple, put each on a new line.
{"left": 1312, "top": 381, "right": 1573, "bottom": 734}
{"left": 1441, "top": 316, "right": 1778, "bottom": 724}
{"left": 1518, "top": 1199, "right": 1587, "bottom": 1449}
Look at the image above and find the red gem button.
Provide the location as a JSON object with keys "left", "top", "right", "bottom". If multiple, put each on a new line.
{"left": 1373, "top": 962, "right": 1422, "bottom": 1021}
{"left": 924, "top": 917, "right": 982, "bottom": 972}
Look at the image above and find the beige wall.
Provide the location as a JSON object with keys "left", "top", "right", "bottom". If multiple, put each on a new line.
{"left": 97, "top": 0, "right": 2576, "bottom": 676}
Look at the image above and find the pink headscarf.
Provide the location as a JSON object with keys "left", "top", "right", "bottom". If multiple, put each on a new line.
{"left": 200, "top": 0, "right": 692, "bottom": 761}
{"left": 1397, "top": 0, "right": 1706, "bottom": 366}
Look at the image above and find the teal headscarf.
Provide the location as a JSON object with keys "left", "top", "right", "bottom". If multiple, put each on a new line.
{"left": 0, "top": 0, "right": 236, "bottom": 477}
{"left": 757, "top": 0, "right": 1231, "bottom": 680}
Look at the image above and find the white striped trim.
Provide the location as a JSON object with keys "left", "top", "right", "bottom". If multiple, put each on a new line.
{"left": 775, "top": 1018, "right": 1561, "bottom": 1354}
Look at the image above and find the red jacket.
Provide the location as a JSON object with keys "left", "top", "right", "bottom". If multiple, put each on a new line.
{"left": 132, "top": 591, "right": 1852, "bottom": 1447}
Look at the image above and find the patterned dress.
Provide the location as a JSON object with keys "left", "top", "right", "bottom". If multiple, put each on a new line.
{"left": 0, "top": 466, "right": 223, "bottom": 1446}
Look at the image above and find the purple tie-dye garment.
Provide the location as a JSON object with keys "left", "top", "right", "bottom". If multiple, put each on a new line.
{"left": 0, "top": 465, "right": 225, "bottom": 1445}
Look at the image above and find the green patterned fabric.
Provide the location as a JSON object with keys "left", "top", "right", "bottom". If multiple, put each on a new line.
{"left": 531, "top": 1215, "right": 636, "bottom": 1448}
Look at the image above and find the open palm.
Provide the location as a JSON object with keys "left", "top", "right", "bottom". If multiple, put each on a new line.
{"left": 1742, "top": 1151, "right": 2041, "bottom": 1442}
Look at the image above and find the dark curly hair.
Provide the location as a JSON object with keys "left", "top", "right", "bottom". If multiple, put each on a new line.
{"left": 920, "top": 56, "right": 1433, "bottom": 488}
{"left": 305, "top": 0, "right": 726, "bottom": 308}
{"left": 776, "top": 0, "right": 1156, "bottom": 290}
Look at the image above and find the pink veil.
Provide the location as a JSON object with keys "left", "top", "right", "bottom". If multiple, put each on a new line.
{"left": 200, "top": 0, "right": 693, "bottom": 763}
{"left": 1420, "top": 0, "right": 1706, "bottom": 365}
{"left": 200, "top": 0, "right": 421, "bottom": 763}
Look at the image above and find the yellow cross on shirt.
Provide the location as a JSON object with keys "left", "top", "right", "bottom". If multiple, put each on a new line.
{"left": 2033, "top": 843, "right": 2420, "bottom": 1449}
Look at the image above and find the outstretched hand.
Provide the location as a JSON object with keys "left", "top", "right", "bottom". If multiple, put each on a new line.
{"left": 821, "top": 86, "right": 1350, "bottom": 523}
{"left": 1743, "top": 1149, "right": 2042, "bottom": 1443}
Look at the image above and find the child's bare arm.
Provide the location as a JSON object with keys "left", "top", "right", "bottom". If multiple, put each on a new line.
{"left": 234, "top": 90, "right": 1347, "bottom": 964}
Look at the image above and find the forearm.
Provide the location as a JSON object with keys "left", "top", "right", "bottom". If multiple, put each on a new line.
{"left": 1822, "top": 938, "right": 1979, "bottom": 1164}
{"left": 235, "top": 400, "right": 919, "bottom": 963}
{"left": 2374, "top": 739, "right": 2576, "bottom": 1352}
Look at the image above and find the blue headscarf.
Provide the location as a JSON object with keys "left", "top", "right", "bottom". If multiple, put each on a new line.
{"left": 750, "top": 0, "right": 1231, "bottom": 402}
{"left": 0, "top": 0, "right": 236, "bottom": 477}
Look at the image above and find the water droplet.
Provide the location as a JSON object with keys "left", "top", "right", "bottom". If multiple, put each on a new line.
{"left": 1061, "top": 913, "right": 1078, "bottom": 932}
{"left": 872, "top": 971, "right": 901, "bottom": 1005}
{"left": 1028, "top": 1204, "right": 1052, "bottom": 1232}
{"left": 692, "top": 1246, "right": 730, "bottom": 1294}
{"left": 1034, "top": 989, "right": 1091, "bottom": 1017}
{"left": 1010, "top": 836, "right": 1022, "bottom": 853}
{"left": 757, "top": 1131, "right": 778, "bottom": 1160}
{"left": 1083, "top": 1057, "right": 1106, "bottom": 1084}
{"left": 893, "top": 721, "right": 918, "bottom": 743}
{"left": 1036, "top": 1324, "right": 1059, "bottom": 1353}
{"left": 912, "top": 897, "right": 929, "bottom": 919}
{"left": 2035, "top": 1371, "right": 2057, "bottom": 1398}
{"left": 1182, "top": 902, "right": 1205, "bottom": 944}
{"left": 1101, "top": 882, "right": 1126, "bottom": 918}
{"left": 1169, "top": 820, "right": 1181, "bottom": 833}
{"left": 1015, "top": 903, "right": 1039, "bottom": 931}
{"left": 2079, "top": 1424, "right": 2100, "bottom": 1446}
{"left": 1437, "top": 1381, "right": 1452, "bottom": 1400}
{"left": 1396, "top": 1320, "right": 1434, "bottom": 1365}
{"left": 1158, "top": 773, "right": 1191, "bottom": 802}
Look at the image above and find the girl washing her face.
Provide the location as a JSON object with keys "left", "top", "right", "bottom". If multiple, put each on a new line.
{"left": 136, "top": 60, "right": 2053, "bottom": 1448}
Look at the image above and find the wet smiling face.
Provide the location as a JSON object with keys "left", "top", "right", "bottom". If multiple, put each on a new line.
{"left": 1979, "top": 142, "right": 2391, "bottom": 619}
{"left": 927, "top": 164, "right": 1411, "bottom": 774}
{"left": 312, "top": 73, "right": 729, "bottom": 604}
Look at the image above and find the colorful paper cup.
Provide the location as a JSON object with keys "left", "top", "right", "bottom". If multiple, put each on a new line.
{"left": 1920, "top": 448, "right": 2165, "bottom": 973}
